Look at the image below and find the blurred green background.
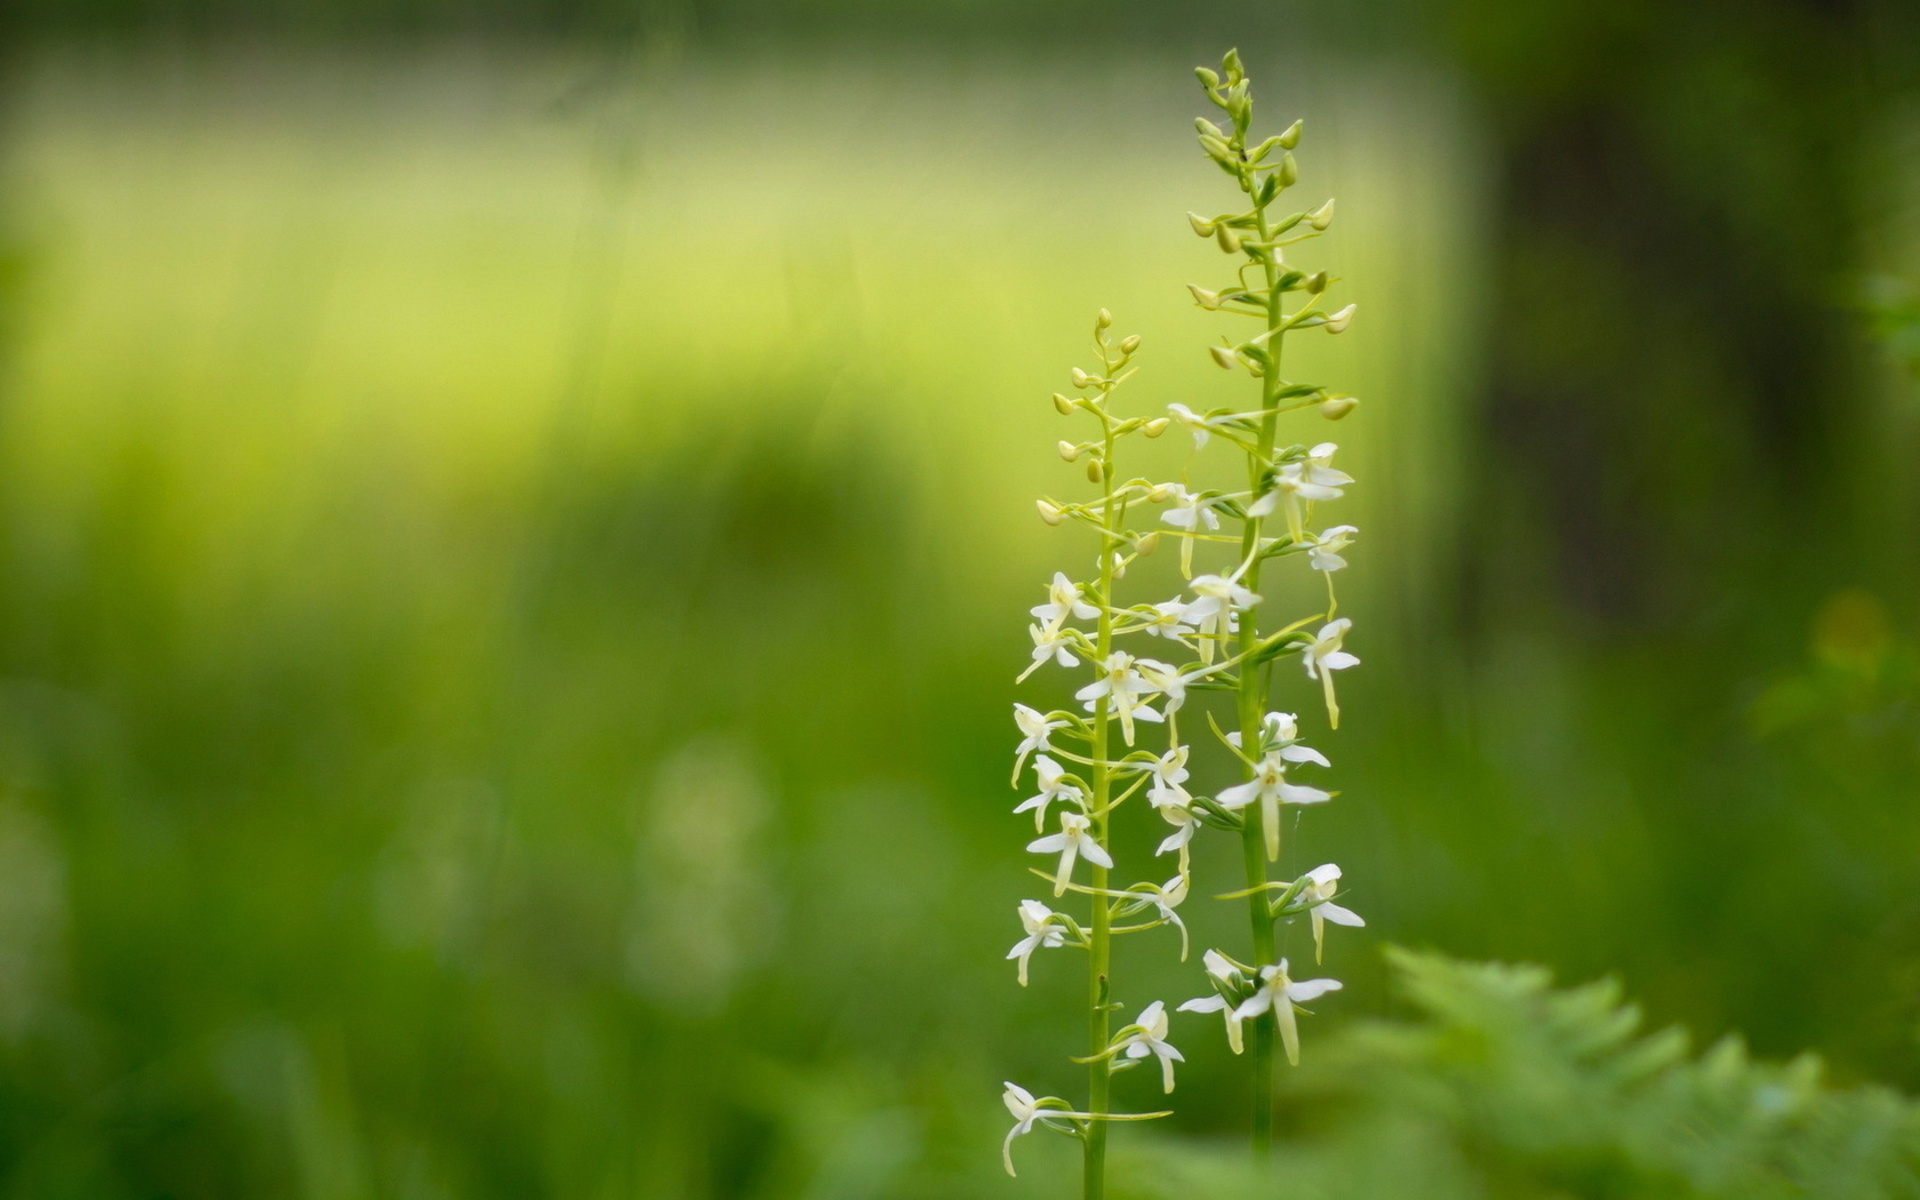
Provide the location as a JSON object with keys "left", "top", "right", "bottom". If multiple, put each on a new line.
{"left": 1, "top": 1, "right": 1919, "bottom": 1196}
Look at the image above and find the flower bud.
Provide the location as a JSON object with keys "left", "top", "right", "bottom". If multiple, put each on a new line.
{"left": 1143, "top": 417, "right": 1170, "bottom": 438}
{"left": 1096, "top": 308, "right": 1113, "bottom": 330}
{"left": 1070, "top": 367, "right": 1093, "bottom": 388}
{"left": 1195, "top": 117, "right": 1226, "bottom": 140}
{"left": 1209, "top": 345, "right": 1239, "bottom": 369}
{"left": 1058, "top": 440, "right": 1081, "bottom": 462}
{"left": 1195, "top": 66, "right": 1220, "bottom": 89}
{"left": 1319, "top": 396, "right": 1358, "bottom": 420}
{"left": 1307, "top": 199, "right": 1335, "bottom": 231}
{"left": 1277, "top": 152, "right": 1298, "bottom": 187}
{"left": 1119, "top": 334, "right": 1141, "bottom": 355}
{"left": 1198, "top": 135, "right": 1233, "bottom": 160}
{"left": 1135, "top": 531, "right": 1161, "bottom": 556}
{"left": 1305, "top": 271, "right": 1328, "bottom": 294}
{"left": 1278, "top": 118, "right": 1303, "bottom": 149}
{"left": 1215, "top": 225, "right": 1241, "bottom": 254}
{"left": 1086, "top": 457, "right": 1105, "bottom": 484}
{"left": 1036, "top": 499, "right": 1064, "bottom": 525}
{"left": 1187, "top": 212, "right": 1216, "bottom": 237}
{"left": 1052, "top": 392, "right": 1075, "bottom": 415}
{"left": 1222, "top": 49, "right": 1244, "bottom": 80}
{"left": 1188, "top": 284, "right": 1221, "bottom": 309}
{"left": 1324, "top": 303, "right": 1356, "bottom": 334}
{"left": 1147, "top": 482, "right": 1175, "bottom": 502}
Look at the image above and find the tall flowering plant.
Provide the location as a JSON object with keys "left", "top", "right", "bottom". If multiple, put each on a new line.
{"left": 999, "top": 51, "right": 1368, "bottom": 1193}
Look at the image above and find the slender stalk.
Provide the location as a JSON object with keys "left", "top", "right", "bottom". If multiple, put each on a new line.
{"left": 1083, "top": 381, "right": 1120, "bottom": 1200}
{"left": 1233, "top": 166, "right": 1289, "bottom": 1161}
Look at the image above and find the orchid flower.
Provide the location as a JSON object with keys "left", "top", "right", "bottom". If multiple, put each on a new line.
{"left": 1006, "top": 899, "right": 1069, "bottom": 986}
{"left": 1030, "top": 570, "right": 1099, "bottom": 631}
{"left": 1301, "top": 618, "right": 1360, "bottom": 728}
{"left": 1074, "top": 651, "right": 1164, "bottom": 745}
{"left": 1001, "top": 1083, "right": 1097, "bottom": 1177}
{"left": 1248, "top": 442, "right": 1352, "bottom": 540}
{"left": 1302, "top": 524, "right": 1357, "bottom": 572}
{"left": 1018, "top": 622, "right": 1080, "bottom": 682}
{"left": 1215, "top": 750, "right": 1331, "bottom": 860}
{"left": 1176, "top": 949, "right": 1254, "bottom": 1053}
{"left": 1225, "top": 710, "right": 1331, "bottom": 767}
{"left": 1011, "top": 703, "right": 1068, "bottom": 783}
{"left": 1139, "top": 599, "right": 1196, "bottom": 642}
{"left": 1027, "top": 810, "right": 1112, "bottom": 895}
{"left": 1231, "top": 959, "right": 1342, "bottom": 1066}
{"left": 1116, "top": 1001, "right": 1185, "bottom": 1093}
{"left": 1013, "top": 754, "right": 1086, "bottom": 831}
{"left": 1299, "top": 863, "right": 1365, "bottom": 963}
{"left": 1179, "top": 572, "right": 1259, "bottom": 663}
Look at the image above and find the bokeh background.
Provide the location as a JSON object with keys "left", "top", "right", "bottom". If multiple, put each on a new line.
{"left": 1, "top": 1, "right": 1918, "bottom": 1196}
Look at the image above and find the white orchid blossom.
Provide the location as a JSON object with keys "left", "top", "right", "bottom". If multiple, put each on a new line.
{"left": 1302, "top": 524, "right": 1357, "bottom": 572}
{"left": 1031, "top": 571, "right": 1100, "bottom": 632}
{"left": 1139, "top": 599, "right": 1196, "bottom": 641}
{"left": 1141, "top": 745, "right": 1191, "bottom": 806}
{"left": 1215, "top": 751, "right": 1332, "bottom": 861}
{"left": 1180, "top": 572, "right": 1259, "bottom": 662}
{"left": 1027, "top": 810, "right": 1113, "bottom": 894}
{"left": 1001, "top": 1083, "right": 1097, "bottom": 1177}
{"left": 1019, "top": 622, "right": 1080, "bottom": 682}
{"left": 1012, "top": 703, "right": 1068, "bottom": 783}
{"left": 1301, "top": 618, "right": 1360, "bottom": 728}
{"left": 1248, "top": 442, "right": 1352, "bottom": 540}
{"left": 1116, "top": 1001, "right": 1185, "bottom": 1093}
{"left": 1225, "top": 710, "right": 1330, "bottom": 768}
{"left": 1299, "top": 863, "right": 1365, "bottom": 963}
{"left": 1006, "top": 899, "right": 1069, "bottom": 986}
{"left": 1165, "top": 402, "right": 1243, "bottom": 449}
{"left": 1231, "top": 959, "right": 1342, "bottom": 1066}
{"left": 1133, "top": 658, "right": 1204, "bottom": 715}
{"left": 1014, "top": 754, "right": 1086, "bottom": 831}
{"left": 1074, "top": 651, "right": 1164, "bottom": 745}
{"left": 1177, "top": 949, "right": 1253, "bottom": 1053}
{"left": 1140, "top": 874, "right": 1190, "bottom": 958}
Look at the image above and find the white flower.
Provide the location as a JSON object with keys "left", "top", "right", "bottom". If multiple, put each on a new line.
{"left": 1302, "top": 524, "right": 1357, "bottom": 572}
{"left": 1000, "top": 1084, "right": 1100, "bottom": 1176}
{"left": 1301, "top": 618, "right": 1360, "bottom": 728}
{"left": 1177, "top": 949, "right": 1252, "bottom": 1053}
{"left": 1179, "top": 573, "right": 1259, "bottom": 662}
{"left": 1139, "top": 600, "right": 1195, "bottom": 641}
{"left": 1159, "top": 484, "right": 1221, "bottom": 532}
{"left": 1248, "top": 442, "right": 1352, "bottom": 539}
{"left": 1027, "top": 810, "right": 1113, "bottom": 894}
{"left": 1300, "top": 863, "right": 1365, "bottom": 963}
{"left": 1074, "top": 651, "right": 1164, "bottom": 745}
{"left": 1005, "top": 899, "right": 1068, "bottom": 986}
{"left": 1142, "top": 745, "right": 1190, "bottom": 805}
{"left": 1165, "top": 402, "right": 1236, "bottom": 449}
{"left": 1140, "top": 874, "right": 1190, "bottom": 958}
{"left": 1018, "top": 623, "right": 1080, "bottom": 682}
{"left": 1117, "top": 1001, "right": 1185, "bottom": 1093}
{"left": 1232, "top": 959, "right": 1342, "bottom": 1066}
{"left": 1014, "top": 754, "right": 1086, "bottom": 831}
{"left": 1011, "top": 704, "right": 1068, "bottom": 783}
{"left": 1225, "top": 711, "right": 1330, "bottom": 768}
{"left": 1215, "top": 751, "right": 1331, "bottom": 861}
{"left": 1133, "top": 658, "right": 1202, "bottom": 714}
{"left": 1030, "top": 571, "right": 1098, "bottom": 632}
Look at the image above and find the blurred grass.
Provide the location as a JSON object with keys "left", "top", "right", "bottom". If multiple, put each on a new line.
{"left": 0, "top": 37, "right": 1914, "bottom": 1199}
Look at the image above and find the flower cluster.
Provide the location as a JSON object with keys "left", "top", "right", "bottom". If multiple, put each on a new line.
{"left": 998, "top": 49, "right": 1373, "bottom": 1186}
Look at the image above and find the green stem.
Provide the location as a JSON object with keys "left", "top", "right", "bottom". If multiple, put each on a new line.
{"left": 1233, "top": 156, "right": 1288, "bottom": 1163}
{"left": 1084, "top": 374, "right": 1120, "bottom": 1200}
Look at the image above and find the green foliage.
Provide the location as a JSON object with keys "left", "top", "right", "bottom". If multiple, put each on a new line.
{"left": 1260, "top": 949, "right": 1920, "bottom": 1199}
